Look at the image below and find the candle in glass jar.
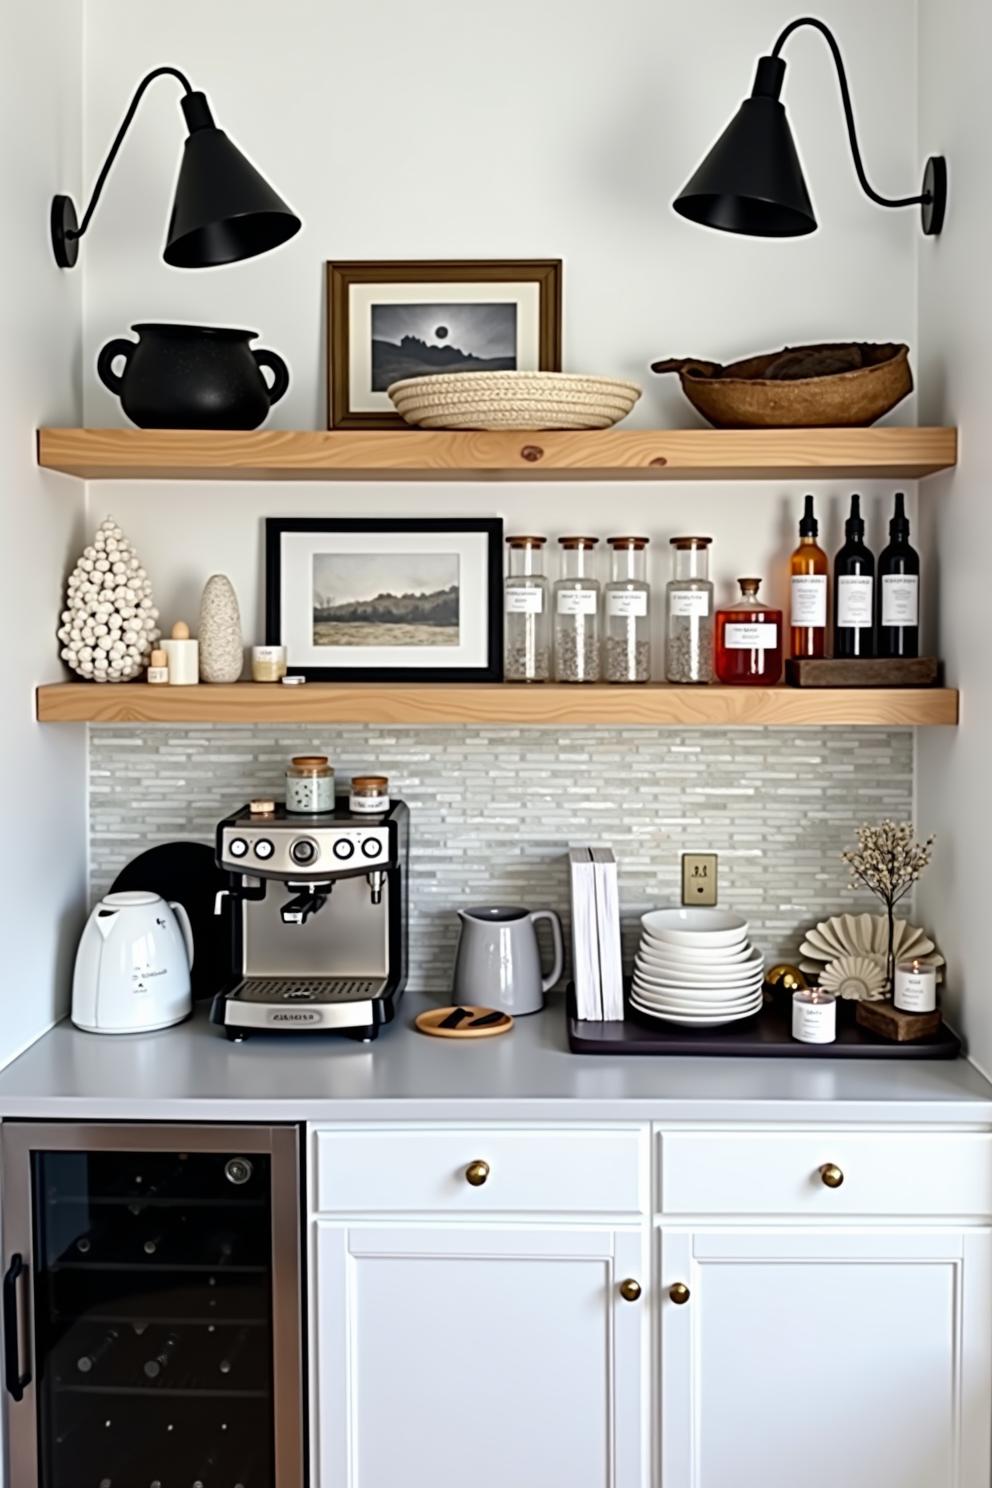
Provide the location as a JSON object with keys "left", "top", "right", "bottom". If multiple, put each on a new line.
{"left": 792, "top": 987, "right": 837, "bottom": 1044}
{"left": 894, "top": 959, "right": 937, "bottom": 1013}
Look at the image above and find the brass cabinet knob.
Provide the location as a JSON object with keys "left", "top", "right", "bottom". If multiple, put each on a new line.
{"left": 669, "top": 1282, "right": 691, "bottom": 1305}
{"left": 618, "top": 1278, "right": 642, "bottom": 1302}
{"left": 819, "top": 1162, "right": 845, "bottom": 1189}
{"left": 464, "top": 1160, "right": 490, "bottom": 1187}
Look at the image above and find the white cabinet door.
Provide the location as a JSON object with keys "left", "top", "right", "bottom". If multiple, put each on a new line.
{"left": 661, "top": 1227, "right": 992, "bottom": 1488}
{"left": 313, "top": 1222, "right": 646, "bottom": 1488}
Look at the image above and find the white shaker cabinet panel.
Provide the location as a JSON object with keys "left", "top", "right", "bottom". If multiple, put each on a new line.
{"left": 313, "top": 1222, "right": 647, "bottom": 1488}
{"left": 660, "top": 1227, "right": 992, "bottom": 1488}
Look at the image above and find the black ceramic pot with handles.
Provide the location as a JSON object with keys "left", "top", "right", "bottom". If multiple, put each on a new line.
{"left": 96, "top": 323, "right": 291, "bottom": 430}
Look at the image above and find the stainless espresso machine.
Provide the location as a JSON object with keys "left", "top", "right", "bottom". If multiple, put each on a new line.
{"left": 210, "top": 797, "right": 409, "bottom": 1040}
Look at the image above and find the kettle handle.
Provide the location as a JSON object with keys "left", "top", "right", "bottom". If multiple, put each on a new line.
{"left": 253, "top": 348, "right": 290, "bottom": 407}
{"left": 529, "top": 910, "right": 564, "bottom": 994}
{"left": 169, "top": 901, "right": 195, "bottom": 971}
{"left": 96, "top": 337, "right": 136, "bottom": 395}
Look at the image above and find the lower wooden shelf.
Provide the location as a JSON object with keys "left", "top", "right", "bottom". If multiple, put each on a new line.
{"left": 35, "top": 682, "right": 959, "bottom": 727}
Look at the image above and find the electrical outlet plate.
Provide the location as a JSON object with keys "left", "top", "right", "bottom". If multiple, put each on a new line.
{"left": 682, "top": 853, "right": 718, "bottom": 907}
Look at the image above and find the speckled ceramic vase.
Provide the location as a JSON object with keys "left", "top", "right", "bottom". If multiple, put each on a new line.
{"left": 198, "top": 574, "right": 244, "bottom": 683}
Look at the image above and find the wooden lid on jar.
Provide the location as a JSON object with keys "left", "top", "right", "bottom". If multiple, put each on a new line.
{"left": 670, "top": 536, "right": 713, "bottom": 549}
{"left": 352, "top": 775, "right": 388, "bottom": 790}
{"left": 558, "top": 535, "right": 599, "bottom": 549}
{"left": 737, "top": 577, "right": 762, "bottom": 595}
{"left": 607, "top": 535, "right": 649, "bottom": 548}
{"left": 289, "top": 755, "right": 332, "bottom": 774}
{"left": 506, "top": 535, "right": 547, "bottom": 547}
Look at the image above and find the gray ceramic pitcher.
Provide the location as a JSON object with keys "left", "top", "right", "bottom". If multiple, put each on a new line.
{"left": 453, "top": 905, "right": 564, "bottom": 1015}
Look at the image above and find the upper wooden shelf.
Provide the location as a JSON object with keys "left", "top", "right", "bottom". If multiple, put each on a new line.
{"left": 36, "top": 682, "right": 959, "bottom": 728}
{"left": 37, "top": 426, "right": 958, "bottom": 482}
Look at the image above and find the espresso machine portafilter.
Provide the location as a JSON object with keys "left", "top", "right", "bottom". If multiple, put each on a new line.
{"left": 210, "top": 798, "right": 409, "bottom": 1041}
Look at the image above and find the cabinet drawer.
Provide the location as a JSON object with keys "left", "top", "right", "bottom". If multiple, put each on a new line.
{"left": 313, "top": 1126, "right": 646, "bottom": 1215}
{"left": 659, "top": 1132, "right": 992, "bottom": 1217}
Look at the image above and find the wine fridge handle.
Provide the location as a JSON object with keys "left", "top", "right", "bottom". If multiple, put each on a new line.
{"left": 3, "top": 1253, "right": 31, "bottom": 1402}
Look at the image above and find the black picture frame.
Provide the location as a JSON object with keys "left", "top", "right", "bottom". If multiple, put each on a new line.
{"left": 265, "top": 517, "right": 504, "bottom": 682}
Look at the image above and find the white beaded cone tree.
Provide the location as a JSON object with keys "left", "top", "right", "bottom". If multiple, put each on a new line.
{"left": 58, "top": 516, "right": 160, "bottom": 682}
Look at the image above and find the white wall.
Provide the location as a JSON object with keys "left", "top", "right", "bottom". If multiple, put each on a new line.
{"left": 916, "top": 0, "right": 992, "bottom": 1072}
{"left": 0, "top": 3, "right": 87, "bottom": 1065}
{"left": 79, "top": 0, "right": 921, "bottom": 635}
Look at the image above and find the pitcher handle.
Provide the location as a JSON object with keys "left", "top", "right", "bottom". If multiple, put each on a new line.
{"left": 169, "top": 901, "right": 195, "bottom": 971}
{"left": 253, "top": 348, "right": 290, "bottom": 407}
{"left": 529, "top": 910, "right": 564, "bottom": 994}
{"left": 96, "top": 337, "right": 136, "bottom": 395}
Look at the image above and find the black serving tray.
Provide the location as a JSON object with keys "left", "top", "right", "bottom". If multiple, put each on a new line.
{"left": 568, "top": 990, "right": 961, "bottom": 1059}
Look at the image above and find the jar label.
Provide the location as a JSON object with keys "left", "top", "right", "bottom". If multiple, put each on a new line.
{"left": 837, "top": 575, "right": 874, "bottom": 627}
{"left": 506, "top": 587, "right": 544, "bottom": 614}
{"left": 557, "top": 590, "right": 598, "bottom": 616}
{"left": 351, "top": 793, "right": 390, "bottom": 814}
{"left": 607, "top": 590, "right": 648, "bottom": 618}
{"left": 882, "top": 574, "right": 919, "bottom": 626}
{"left": 669, "top": 590, "right": 710, "bottom": 618}
{"left": 790, "top": 574, "right": 827, "bottom": 627}
{"left": 724, "top": 622, "right": 778, "bottom": 650}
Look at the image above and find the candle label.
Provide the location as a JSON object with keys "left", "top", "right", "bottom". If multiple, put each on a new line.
{"left": 792, "top": 998, "right": 837, "bottom": 1044}
{"left": 894, "top": 967, "right": 936, "bottom": 1013}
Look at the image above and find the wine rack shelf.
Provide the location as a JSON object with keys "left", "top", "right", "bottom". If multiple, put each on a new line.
{"left": 36, "top": 681, "right": 959, "bottom": 727}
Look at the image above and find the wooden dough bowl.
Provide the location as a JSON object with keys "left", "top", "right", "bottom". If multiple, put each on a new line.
{"left": 651, "top": 341, "right": 912, "bottom": 429}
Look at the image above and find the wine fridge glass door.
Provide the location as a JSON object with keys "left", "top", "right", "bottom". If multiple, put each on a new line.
{"left": 1, "top": 1124, "right": 302, "bottom": 1488}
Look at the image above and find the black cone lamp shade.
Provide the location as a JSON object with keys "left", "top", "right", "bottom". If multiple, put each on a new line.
{"left": 164, "top": 91, "right": 301, "bottom": 267}
{"left": 52, "top": 67, "right": 301, "bottom": 269}
{"left": 674, "top": 57, "right": 816, "bottom": 237}
{"left": 673, "top": 19, "right": 947, "bottom": 238}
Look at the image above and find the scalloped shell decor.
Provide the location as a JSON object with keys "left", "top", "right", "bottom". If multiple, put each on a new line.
{"left": 58, "top": 516, "right": 160, "bottom": 682}
{"left": 799, "top": 913, "right": 944, "bottom": 978}
{"left": 818, "top": 955, "right": 888, "bottom": 1002}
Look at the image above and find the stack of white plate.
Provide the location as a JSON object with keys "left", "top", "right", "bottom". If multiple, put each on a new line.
{"left": 630, "top": 909, "right": 764, "bottom": 1027}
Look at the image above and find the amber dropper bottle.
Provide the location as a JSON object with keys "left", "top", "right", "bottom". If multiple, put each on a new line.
{"left": 789, "top": 495, "right": 829, "bottom": 658}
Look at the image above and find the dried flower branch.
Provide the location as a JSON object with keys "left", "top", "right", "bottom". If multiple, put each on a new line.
{"left": 842, "top": 821, "right": 935, "bottom": 988}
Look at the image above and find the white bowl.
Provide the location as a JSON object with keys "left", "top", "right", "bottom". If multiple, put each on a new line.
{"left": 631, "top": 988, "right": 763, "bottom": 1016}
{"left": 635, "top": 948, "right": 763, "bottom": 983}
{"left": 638, "top": 937, "right": 754, "bottom": 965}
{"left": 633, "top": 960, "right": 764, "bottom": 991}
{"left": 633, "top": 982, "right": 767, "bottom": 1005}
{"left": 629, "top": 995, "right": 762, "bottom": 1028}
{"left": 640, "top": 908, "right": 750, "bottom": 948}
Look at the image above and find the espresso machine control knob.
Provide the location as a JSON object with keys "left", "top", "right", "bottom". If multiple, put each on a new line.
{"left": 333, "top": 838, "right": 356, "bottom": 861}
{"left": 254, "top": 839, "right": 274, "bottom": 861}
{"left": 290, "top": 837, "right": 319, "bottom": 867}
{"left": 228, "top": 838, "right": 249, "bottom": 859}
{"left": 361, "top": 838, "right": 383, "bottom": 859}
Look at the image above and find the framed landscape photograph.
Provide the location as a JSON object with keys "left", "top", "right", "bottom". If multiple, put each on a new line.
{"left": 327, "top": 259, "right": 563, "bottom": 428}
{"left": 266, "top": 517, "right": 503, "bottom": 682}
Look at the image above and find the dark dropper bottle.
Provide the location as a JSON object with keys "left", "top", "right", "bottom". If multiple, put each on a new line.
{"left": 834, "top": 494, "right": 875, "bottom": 658}
{"left": 877, "top": 492, "right": 920, "bottom": 657}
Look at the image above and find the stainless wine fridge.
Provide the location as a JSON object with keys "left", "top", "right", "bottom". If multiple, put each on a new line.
{"left": 1, "top": 1123, "right": 304, "bottom": 1488}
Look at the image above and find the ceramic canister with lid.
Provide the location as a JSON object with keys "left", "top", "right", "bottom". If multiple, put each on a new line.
{"left": 350, "top": 775, "right": 390, "bottom": 814}
{"left": 285, "top": 756, "right": 335, "bottom": 813}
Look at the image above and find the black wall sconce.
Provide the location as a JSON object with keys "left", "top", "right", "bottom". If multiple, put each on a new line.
{"left": 673, "top": 16, "right": 946, "bottom": 238}
{"left": 52, "top": 65, "right": 302, "bottom": 269}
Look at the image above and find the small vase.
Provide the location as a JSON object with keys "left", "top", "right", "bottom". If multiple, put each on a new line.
{"left": 198, "top": 575, "right": 244, "bottom": 683}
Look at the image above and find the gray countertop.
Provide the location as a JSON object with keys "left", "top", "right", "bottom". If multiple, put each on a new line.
{"left": 0, "top": 993, "right": 990, "bottom": 1124}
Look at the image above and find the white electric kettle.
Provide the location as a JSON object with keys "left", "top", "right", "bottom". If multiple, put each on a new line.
{"left": 72, "top": 891, "right": 194, "bottom": 1034}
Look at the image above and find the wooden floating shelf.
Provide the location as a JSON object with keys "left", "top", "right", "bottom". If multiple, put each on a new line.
{"left": 36, "top": 682, "right": 959, "bottom": 728}
{"left": 37, "top": 426, "right": 958, "bottom": 482}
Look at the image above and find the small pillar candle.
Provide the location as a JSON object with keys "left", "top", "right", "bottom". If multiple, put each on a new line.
{"left": 792, "top": 987, "right": 837, "bottom": 1044}
{"left": 894, "top": 959, "right": 937, "bottom": 1013}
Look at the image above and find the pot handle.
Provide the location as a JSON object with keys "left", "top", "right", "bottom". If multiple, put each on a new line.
{"left": 169, "top": 901, "right": 195, "bottom": 971}
{"left": 253, "top": 348, "right": 290, "bottom": 407}
{"left": 529, "top": 910, "right": 564, "bottom": 994}
{"left": 96, "top": 337, "right": 136, "bottom": 395}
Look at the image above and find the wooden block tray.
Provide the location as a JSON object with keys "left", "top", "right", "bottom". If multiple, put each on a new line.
{"left": 568, "top": 991, "right": 961, "bottom": 1059}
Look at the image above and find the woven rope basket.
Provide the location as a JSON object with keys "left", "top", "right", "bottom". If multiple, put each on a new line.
{"left": 387, "top": 371, "right": 642, "bottom": 431}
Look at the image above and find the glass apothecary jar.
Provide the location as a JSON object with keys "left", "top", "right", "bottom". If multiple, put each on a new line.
{"left": 553, "top": 537, "right": 600, "bottom": 683}
{"left": 604, "top": 536, "right": 650, "bottom": 683}
{"left": 285, "top": 755, "right": 335, "bottom": 813}
{"left": 715, "top": 578, "right": 783, "bottom": 685}
{"left": 503, "top": 535, "right": 550, "bottom": 682}
{"left": 665, "top": 536, "right": 714, "bottom": 684}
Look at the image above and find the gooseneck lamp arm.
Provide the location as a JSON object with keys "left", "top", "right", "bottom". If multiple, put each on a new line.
{"left": 51, "top": 64, "right": 302, "bottom": 269}
{"left": 769, "top": 17, "right": 936, "bottom": 215}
